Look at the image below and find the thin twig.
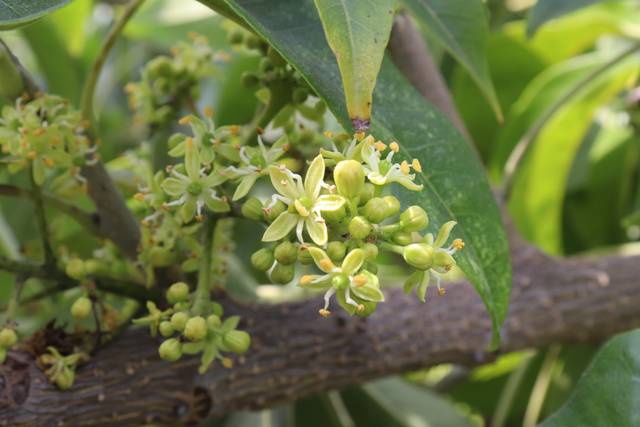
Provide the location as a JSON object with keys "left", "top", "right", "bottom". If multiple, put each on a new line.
{"left": 29, "top": 165, "right": 55, "bottom": 267}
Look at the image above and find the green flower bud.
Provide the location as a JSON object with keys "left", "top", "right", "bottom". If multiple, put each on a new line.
{"left": 158, "top": 338, "right": 182, "bottom": 362}
{"left": 183, "top": 316, "right": 207, "bottom": 341}
{"left": 433, "top": 251, "right": 456, "bottom": 272}
{"left": 251, "top": 248, "right": 274, "bottom": 271}
{"left": 359, "top": 183, "right": 375, "bottom": 206}
{"left": 349, "top": 216, "right": 372, "bottom": 240}
{"left": 264, "top": 200, "right": 286, "bottom": 222}
{"left": 0, "top": 347, "right": 6, "bottom": 364}
{"left": 334, "top": 160, "right": 365, "bottom": 199}
{"left": 259, "top": 57, "right": 274, "bottom": 73}
{"left": 271, "top": 262, "right": 295, "bottom": 284}
{"left": 323, "top": 205, "right": 347, "bottom": 224}
{"left": 400, "top": 206, "right": 429, "bottom": 232}
{"left": 383, "top": 196, "right": 401, "bottom": 217}
{"left": 242, "top": 197, "right": 264, "bottom": 220}
{"left": 170, "top": 312, "right": 189, "bottom": 332}
{"left": 297, "top": 129, "right": 316, "bottom": 145}
{"left": 55, "top": 367, "right": 75, "bottom": 390}
{"left": 363, "top": 243, "right": 379, "bottom": 260}
{"left": 403, "top": 243, "right": 434, "bottom": 270}
{"left": 241, "top": 72, "right": 259, "bottom": 88}
{"left": 0, "top": 328, "right": 17, "bottom": 348}
{"left": 274, "top": 241, "right": 298, "bottom": 265}
{"left": 331, "top": 273, "right": 349, "bottom": 290}
{"left": 298, "top": 245, "right": 314, "bottom": 265}
{"left": 166, "top": 282, "right": 190, "bottom": 304}
{"left": 65, "top": 259, "right": 86, "bottom": 280}
{"left": 327, "top": 241, "right": 347, "bottom": 262}
{"left": 245, "top": 34, "right": 262, "bottom": 50}
{"left": 159, "top": 321, "right": 175, "bottom": 338}
{"left": 362, "top": 198, "right": 390, "bottom": 224}
{"left": 207, "top": 314, "right": 221, "bottom": 330}
{"left": 71, "top": 296, "right": 92, "bottom": 320}
{"left": 393, "top": 231, "right": 413, "bottom": 246}
{"left": 148, "top": 247, "right": 175, "bottom": 267}
{"left": 222, "top": 330, "right": 251, "bottom": 354}
{"left": 292, "top": 87, "right": 309, "bottom": 104}
{"left": 228, "top": 29, "right": 244, "bottom": 45}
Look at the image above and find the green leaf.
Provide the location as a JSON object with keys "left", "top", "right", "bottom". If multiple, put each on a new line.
{"left": 527, "top": 0, "right": 612, "bottom": 36}
{"left": 538, "top": 330, "right": 640, "bottom": 427}
{"left": 403, "top": 0, "right": 502, "bottom": 120}
{"left": 204, "top": 0, "right": 511, "bottom": 346}
{"left": 0, "top": 0, "right": 71, "bottom": 29}
{"left": 341, "top": 377, "right": 473, "bottom": 427}
{"left": 313, "top": 0, "right": 397, "bottom": 129}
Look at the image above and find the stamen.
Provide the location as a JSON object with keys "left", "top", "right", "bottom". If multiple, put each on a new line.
{"left": 452, "top": 238, "right": 465, "bottom": 250}
{"left": 400, "top": 161, "right": 410, "bottom": 175}
{"left": 374, "top": 141, "right": 387, "bottom": 152}
{"left": 319, "top": 308, "right": 331, "bottom": 317}
{"left": 300, "top": 275, "right": 315, "bottom": 285}
{"left": 355, "top": 132, "right": 365, "bottom": 141}
{"left": 389, "top": 142, "right": 399, "bottom": 152}
{"left": 324, "top": 131, "right": 333, "bottom": 138}
{"left": 178, "top": 116, "right": 191, "bottom": 125}
{"left": 412, "top": 158, "right": 422, "bottom": 173}
{"left": 204, "top": 106, "right": 214, "bottom": 118}
{"left": 352, "top": 275, "right": 368, "bottom": 287}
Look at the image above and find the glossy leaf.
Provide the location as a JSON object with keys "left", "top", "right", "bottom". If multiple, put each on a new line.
{"left": 341, "top": 377, "right": 473, "bottom": 427}
{"left": 313, "top": 0, "right": 397, "bottom": 129}
{"left": 204, "top": 0, "right": 512, "bottom": 346}
{"left": 0, "top": 0, "right": 71, "bottom": 29}
{"left": 527, "top": 0, "right": 607, "bottom": 36}
{"left": 403, "top": 0, "right": 502, "bottom": 120}
{"left": 539, "top": 330, "right": 640, "bottom": 427}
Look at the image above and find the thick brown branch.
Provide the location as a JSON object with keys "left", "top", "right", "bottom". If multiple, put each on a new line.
{"left": 0, "top": 235, "right": 638, "bottom": 426}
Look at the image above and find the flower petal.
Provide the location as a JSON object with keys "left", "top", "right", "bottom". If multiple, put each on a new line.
{"left": 434, "top": 220, "right": 457, "bottom": 248}
{"left": 269, "top": 166, "right": 299, "bottom": 200}
{"left": 262, "top": 212, "right": 298, "bottom": 242}
{"left": 341, "top": 248, "right": 364, "bottom": 275}
{"left": 185, "top": 141, "right": 201, "bottom": 180}
{"left": 351, "top": 275, "right": 385, "bottom": 302}
{"left": 315, "top": 195, "right": 345, "bottom": 212}
{"left": 390, "top": 175, "right": 424, "bottom": 191}
{"left": 204, "top": 195, "right": 230, "bottom": 213}
{"left": 367, "top": 171, "right": 387, "bottom": 186}
{"left": 180, "top": 198, "right": 197, "bottom": 223}
{"left": 307, "top": 247, "right": 334, "bottom": 273}
{"left": 304, "top": 154, "right": 325, "bottom": 199}
{"left": 305, "top": 216, "right": 328, "bottom": 246}
{"left": 298, "top": 274, "right": 332, "bottom": 290}
{"left": 161, "top": 177, "right": 188, "bottom": 196}
{"left": 232, "top": 173, "right": 259, "bottom": 201}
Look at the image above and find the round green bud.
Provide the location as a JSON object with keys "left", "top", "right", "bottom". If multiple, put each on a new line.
{"left": 65, "top": 259, "right": 87, "bottom": 280}
{"left": 274, "top": 241, "right": 298, "bottom": 265}
{"left": 173, "top": 301, "right": 189, "bottom": 312}
{"left": 433, "top": 251, "right": 456, "bottom": 272}
{"left": 207, "top": 314, "right": 221, "bottom": 330}
{"left": 159, "top": 321, "right": 175, "bottom": 338}
{"left": 400, "top": 206, "right": 429, "bottom": 232}
{"left": 148, "top": 247, "right": 175, "bottom": 267}
{"left": 362, "top": 198, "right": 390, "bottom": 223}
{"left": 331, "top": 273, "right": 349, "bottom": 290}
{"left": 0, "top": 347, "right": 6, "bottom": 364}
{"left": 363, "top": 243, "right": 379, "bottom": 260}
{"left": 166, "top": 282, "right": 190, "bottom": 304}
{"left": 251, "top": 248, "right": 274, "bottom": 271}
{"left": 383, "top": 196, "right": 401, "bottom": 217}
{"left": 244, "top": 34, "right": 262, "bottom": 50}
{"left": 241, "top": 72, "right": 259, "bottom": 88}
{"left": 298, "top": 245, "right": 314, "bottom": 265}
{"left": 0, "top": 328, "right": 17, "bottom": 348}
{"left": 264, "top": 200, "right": 286, "bottom": 222}
{"left": 322, "top": 205, "right": 346, "bottom": 223}
{"left": 55, "top": 367, "right": 75, "bottom": 390}
{"left": 297, "top": 129, "right": 315, "bottom": 145}
{"left": 292, "top": 87, "right": 309, "bottom": 104}
{"left": 70, "top": 296, "right": 92, "bottom": 320}
{"left": 170, "top": 311, "right": 189, "bottom": 332}
{"left": 271, "top": 262, "right": 295, "bottom": 284}
{"left": 403, "top": 243, "right": 434, "bottom": 270}
{"left": 183, "top": 316, "right": 207, "bottom": 341}
{"left": 83, "top": 259, "right": 103, "bottom": 276}
{"left": 393, "top": 231, "right": 413, "bottom": 246}
{"left": 228, "top": 29, "right": 244, "bottom": 45}
{"left": 349, "top": 216, "right": 372, "bottom": 240}
{"left": 259, "top": 57, "right": 274, "bottom": 73}
{"left": 222, "top": 330, "right": 251, "bottom": 354}
{"left": 359, "top": 183, "right": 375, "bottom": 206}
{"left": 327, "top": 241, "right": 347, "bottom": 262}
{"left": 158, "top": 338, "right": 182, "bottom": 362}
{"left": 334, "top": 160, "right": 365, "bottom": 199}
{"left": 242, "top": 197, "right": 264, "bottom": 220}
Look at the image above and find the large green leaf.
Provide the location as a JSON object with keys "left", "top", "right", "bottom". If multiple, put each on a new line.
{"left": 538, "top": 330, "right": 640, "bottom": 427}
{"left": 527, "top": 0, "right": 613, "bottom": 36}
{"left": 0, "top": 0, "right": 71, "bottom": 29}
{"left": 403, "top": 0, "right": 502, "bottom": 120}
{"left": 341, "top": 377, "right": 473, "bottom": 427}
{"left": 200, "top": 0, "right": 512, "bottom": 345}
{"left": 314, "top": 0, "right": 396, "bottom": 130}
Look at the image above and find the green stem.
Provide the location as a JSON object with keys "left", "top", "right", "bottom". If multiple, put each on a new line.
{"left": 193, "top": 217, "right": 216, "bottom": 315}
{"left": 80, "top": 0, "right": 146, "bottom": 123}
{"left": 378, "top": 241, "right": 404, "bottom": 255}
{"left": 29, "top": 166, "right": 55, "bottom": 267}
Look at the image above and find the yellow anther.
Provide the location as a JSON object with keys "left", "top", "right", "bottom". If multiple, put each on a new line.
{"left": 355, "top": 132, "right": 365, "bottom": 141}
{"left": 452, "top": 238, "right": 465, "bottom": 250}
{"left": 389, "top": 142, "right": 399, "bottom": 153}
{"left": 412, "top": 158, "right": 422, "bottom": 173}
{"left": 319, "top": 308, "right": 331, "bottom": 318}
{"left": 352, "top": 275, "right": 368, "bottom": 287}
{"left": 280, "top": 179, "right": 288, "bottom": 186}
{"left": 133, "top": 193, "right": 146, "bottom": 202}
{"left": 319, "top": 259, "right": 334, "bottom": 272}
{"left": 230, "top": 125, "right": 240, "bottom": 136}
{"left": 356, "top": 304, "right": 365, "bottom": 313}
{"left": 185, "top": 137, "right": 194, "bottom": 148}
{"left": 400, "top": 160, "right": 410, "bottom": 175}
{"left": 438, "top": 287, "right": 446, "bottom": 296}
{"left": 221, "top": 357, "right": 234, "bottom": 368}
{"left": 43, "top": 158, "right": 54, "bottom": 168}
{"left": 27, "top": 150, "right": 36, "bottom": 160}
{"left": 374, "top": 141, "right": 387, "bottom": 152}
{"left": 51, "top": 137, "right": 61, "bottom": 146}
{"left": 178, "top": 116, "right": 191, "bottom": 125}
{"left": 324, "top": 131, "right": 334, "bottom": 139}
{"left": 124, "top": 83, "right": 135, "bottom": 93}
{"left": 300, "top": 275, "right": 315, "bottom": 285}
{"left": 33, "top": 128, "right": 45, "bottom": 137}
{"left": 204, "top": 106, "right": 214, "bottom": 118}
{"left": 282, "top": 143, "right": 290, "bottom": 152}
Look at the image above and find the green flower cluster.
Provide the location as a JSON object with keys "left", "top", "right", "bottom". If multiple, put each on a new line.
{"left": 0, "top": 93, "right": 94, "bottom": 186}
{"left": 38, "top": 347, "right": 89, "bottom": 390}
{"left": 134, "top": 282, "right": 250, "bottom": 373}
